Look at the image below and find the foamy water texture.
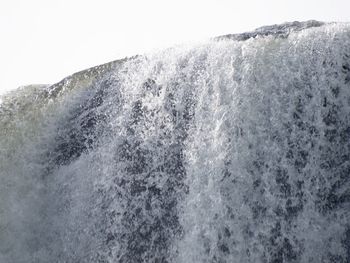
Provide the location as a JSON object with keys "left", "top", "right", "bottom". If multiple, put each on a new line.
{"left": 1, "top": 21, "right": 350, "bottom": 262}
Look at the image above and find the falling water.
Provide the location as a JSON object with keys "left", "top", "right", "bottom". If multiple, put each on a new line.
{"left": 1, "top": 21, "right": 350, "bottom": 263}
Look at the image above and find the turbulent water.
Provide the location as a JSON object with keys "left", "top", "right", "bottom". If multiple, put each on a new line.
{"left": 1, "top": 21, "right": 350, "bottom": 263}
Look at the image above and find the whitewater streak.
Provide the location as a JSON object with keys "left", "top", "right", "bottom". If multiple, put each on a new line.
{"left": 0, "top": 21, "right": 350, "bottom": 263}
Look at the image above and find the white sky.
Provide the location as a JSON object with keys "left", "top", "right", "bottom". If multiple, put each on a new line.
{"left": 0, "top": 0, "right": 349, "bottom": 94}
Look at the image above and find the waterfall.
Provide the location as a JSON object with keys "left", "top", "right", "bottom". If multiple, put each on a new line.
{"left": 1, "top": 21, "right": 350, "bottom": 263}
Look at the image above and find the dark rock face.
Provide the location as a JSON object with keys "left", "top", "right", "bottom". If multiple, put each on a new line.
{"left": 1, "top": 21, "right": 350, "bottom": 263}
{"left": 52, "top": 84, "right": 107, "bottom": 166}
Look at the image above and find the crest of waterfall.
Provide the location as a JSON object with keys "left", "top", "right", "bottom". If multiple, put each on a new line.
{"left": 1, "top": 21, "right": 350, "bottom": 263}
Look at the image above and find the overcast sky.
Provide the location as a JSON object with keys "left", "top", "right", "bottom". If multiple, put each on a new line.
{"left": 0, "top": 0, "right": 349, "bottom": 94}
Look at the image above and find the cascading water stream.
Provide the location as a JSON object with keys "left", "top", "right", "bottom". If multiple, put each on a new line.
{"left": 0, "top": 21, "right": 350, "bottom": 262}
